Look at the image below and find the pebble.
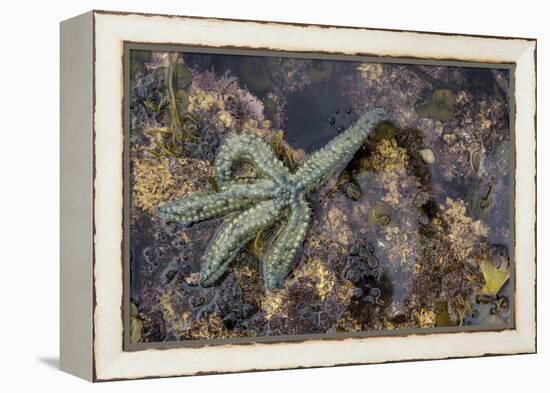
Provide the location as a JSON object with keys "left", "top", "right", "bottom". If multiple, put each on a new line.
{"left": 419, "top": 148, "right": 435, "bottom": 164}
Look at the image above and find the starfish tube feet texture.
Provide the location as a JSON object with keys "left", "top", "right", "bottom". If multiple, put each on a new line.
{"left": 215, "top": 133, "right": 291, "bottom": 185}
{"left": 200, "top": 199, "right": 282, "bottom": 286}
{"left": 294, "top": 108, "right": 386, "bottom": 192}
{"left": 158, "top": 180, "right": 276, "bottom": 224}
{"left": 262, "top": 196, "right": 311, "bottom": 289}
{"left": 158, "top": 108, "right": 385, "bottom": 289}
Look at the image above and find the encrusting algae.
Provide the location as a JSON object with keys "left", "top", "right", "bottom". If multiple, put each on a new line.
{"left": 132, "top": 155, "right": 212, "bottom": 214}
{"left": 364, "top": 138, "right": 409, "bottom": 173}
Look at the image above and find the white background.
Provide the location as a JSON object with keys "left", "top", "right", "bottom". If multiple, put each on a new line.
{"left": 0, "top": 0, "right": 546, "bottom": 391}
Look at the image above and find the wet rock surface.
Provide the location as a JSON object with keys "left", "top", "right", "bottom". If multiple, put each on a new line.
{"left": 128, "top": 51, "right": 512, "bottom": 343}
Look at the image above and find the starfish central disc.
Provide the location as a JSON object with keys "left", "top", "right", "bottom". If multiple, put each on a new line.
{"left": 273, "top": 182, "right": 303, "bottom": 210}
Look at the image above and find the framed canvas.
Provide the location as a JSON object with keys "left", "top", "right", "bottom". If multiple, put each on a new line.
{"left": 60, "top": 10, "right": 537, "bottom": 381}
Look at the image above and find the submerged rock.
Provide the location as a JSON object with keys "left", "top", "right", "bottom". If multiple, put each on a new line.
{"left": 419, "top": 148, "right": 435, "bottom": 164}
{"left": 416, "top": 88, "right": 456, "bottom": 121}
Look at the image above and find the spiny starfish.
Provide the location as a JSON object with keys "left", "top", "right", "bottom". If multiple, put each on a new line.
{"left": 158, "top": 109, "right": 385, "bottom": 289}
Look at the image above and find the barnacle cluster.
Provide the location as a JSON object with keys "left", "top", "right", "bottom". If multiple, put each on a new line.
{"left": 258, "top": 257, "right": 352, "bottom": 334}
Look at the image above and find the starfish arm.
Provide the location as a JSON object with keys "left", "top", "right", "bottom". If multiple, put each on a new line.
{"left": 262, "top": 198, "right": 311, "bottom": 289}
{"left": 200, "top": 200, "right": 283, "bottom": 286}
{"left": 293, "top": 109, "right": 385, "bottom": 192}
{"left": 157, "top": 180, "right": 276, "bottom": 224}
{"left": 215, "top": 133, "right": 291, "bottom": 186}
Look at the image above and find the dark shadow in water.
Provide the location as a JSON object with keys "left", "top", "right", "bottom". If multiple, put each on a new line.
{"left": 37, "top": 357, "right": 59, "bottom": 370}
{"left": 284, "top": 83, "right": 358, "bottom": 152}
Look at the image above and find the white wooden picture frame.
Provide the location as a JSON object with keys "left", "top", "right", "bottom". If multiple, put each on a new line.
{"left": 60, "top": 10, "right": 536, "bottom": 381}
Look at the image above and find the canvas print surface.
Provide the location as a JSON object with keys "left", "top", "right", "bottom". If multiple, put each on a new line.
{"left": 126, "top": 48, "right": 513, "bottom": 346}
